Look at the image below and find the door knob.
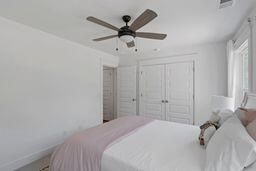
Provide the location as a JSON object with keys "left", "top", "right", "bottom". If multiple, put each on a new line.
{"left": 161, "top": 100, "right": 165, "bottom": 103}
{"left": 132, "top": 98, "right": 136, "bottom": 102}
{"left": 165, "top": 100, "right": 169, "bottom": 103}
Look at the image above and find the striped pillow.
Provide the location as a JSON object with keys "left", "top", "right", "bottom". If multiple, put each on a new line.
{"left": 247, "top": 118, "right": 256, "bottom": 141}
{"left": 236, "top": 108, "right": 256, "bottom": 126}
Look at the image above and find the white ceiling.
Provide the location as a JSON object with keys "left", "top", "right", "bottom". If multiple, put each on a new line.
{"left": 0, "top": 0, "right": 255, "bottom": 57}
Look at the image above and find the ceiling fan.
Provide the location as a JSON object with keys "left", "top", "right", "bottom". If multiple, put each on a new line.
{"left": 87, "top": 9, "right": 167, "bottom": 48}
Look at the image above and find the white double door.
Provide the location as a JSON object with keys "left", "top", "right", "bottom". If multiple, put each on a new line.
{"left": 139, "top": 62, "right": 194, "bottom": 124}
{"left": 117, "top": 66, "right": 137, "bottom": 117}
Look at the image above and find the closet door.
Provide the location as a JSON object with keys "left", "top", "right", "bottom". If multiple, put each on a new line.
{"left": 165, "top": 62, "right": 194, "bottom": 124}
{"left": 103, "top": 69, "right": 114, "bottom": 120}
{"left": 117, "top": 66, "right": 137, "bottom": 117}
{"left": 139, "top": 65, "right": 166, "bottom": 120}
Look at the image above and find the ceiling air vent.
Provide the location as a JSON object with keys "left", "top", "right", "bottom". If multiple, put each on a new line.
{"left": 218, "top": 0, "right": 234, "bottom": 9}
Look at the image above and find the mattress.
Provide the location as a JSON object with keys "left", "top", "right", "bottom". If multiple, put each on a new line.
{"left": 101, "top": 120, "right": 205, "bottom": 171}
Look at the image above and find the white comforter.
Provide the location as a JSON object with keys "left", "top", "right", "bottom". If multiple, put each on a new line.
{"left": 101, "top": 120, "right": 205, "bottom": 171}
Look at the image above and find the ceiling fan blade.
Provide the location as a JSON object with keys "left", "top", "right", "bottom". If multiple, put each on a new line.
{"left": 87, "top": 16, "right": 120, "bottom": 31}
{"left": 129, "top": 9, "right": 158, "bottom": 31}
{"left": 136, "top": 32, "right": 167, "bottom": 40}
{"left": 126, "top": 41, "right": 135, "bottom": 48}
{"left": 93, "top": 35, "right": 118, "bottom": 41}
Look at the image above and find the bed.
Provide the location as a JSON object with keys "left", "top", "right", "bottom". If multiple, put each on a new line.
{"left": 51, "top": 117, "right": 205, "bottom": 171}
{"left": 101, "top": 120, "right": 205, "bottom": 171}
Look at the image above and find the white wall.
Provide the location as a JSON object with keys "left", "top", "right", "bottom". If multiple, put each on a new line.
{"left": 119, "top": 42, "right": 227, "bottom": 125}
{"left": 0, "top": 17, "right": 118, "bottom": 170}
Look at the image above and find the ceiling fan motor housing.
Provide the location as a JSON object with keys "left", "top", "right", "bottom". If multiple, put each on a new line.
{"left": 118, "top": 15, "right": 136, "bottom": 38}
{"left": 118, "top": 26, "right": 136, "bottom": 38}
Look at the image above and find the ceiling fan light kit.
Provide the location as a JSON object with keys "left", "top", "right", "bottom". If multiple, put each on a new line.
{"left": 119, "top": 35, "right": 134, "bottom": 43}
{"left": 87, "top": 9, "right": 167, "bottom": 50}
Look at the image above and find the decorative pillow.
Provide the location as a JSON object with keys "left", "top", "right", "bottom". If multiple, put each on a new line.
{"left": 199, "top": 122, "right": 218, "bottom": 147}
{"left": 236, "top": 108, "right": 256, "bottom": 126}
{"left": 217, "top": 109, "right": 233, "bottom": 125}
{"left": 199, "top": 109, "right": 233, "bottom": 147}
{"left": 205, "top": 115, "right": 256, "bottom": 171}
{"left": 235, "top": 108, "right": 247, "bottom": 122}
{"left": 247, "top": 118, "right": 256, "bottom": 141}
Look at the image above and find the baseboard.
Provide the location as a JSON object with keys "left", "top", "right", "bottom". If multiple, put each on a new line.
{"left": 0, "top": 144, "right": 59, "bottom": 171}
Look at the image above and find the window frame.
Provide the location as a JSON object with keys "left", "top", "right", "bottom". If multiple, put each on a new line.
{"left": 234, "top": 38, "right": 252, "bottom": 107}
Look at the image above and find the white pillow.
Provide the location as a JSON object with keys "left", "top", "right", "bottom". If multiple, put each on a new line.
{"left": 209, "top": 109, "right": 233, "bottom": 126}
{"left": 245, "top": 162, "right": 256, "bottom": 171}
{"left": 246, "top": 96, "right": 256, "bottom": 109}
{"left": 247, "top": 100, "right": 256, "bottom": 109}
{"left": 209, "top": 112, "right": 221, "bottom": 123}
{"left": 205, "top": 115, "right": 256, "bottom": 171}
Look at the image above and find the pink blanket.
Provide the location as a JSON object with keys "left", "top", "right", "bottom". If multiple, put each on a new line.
{"left": 50, "top": 116, "right": 153, "bottom": 171}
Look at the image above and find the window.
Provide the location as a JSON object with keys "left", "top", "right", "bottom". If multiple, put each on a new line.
{"left": 239, "top": 40, "right": 249, "bottom": 91}
{"left": 234, "top": 39, "right": 250, "bottom": 107}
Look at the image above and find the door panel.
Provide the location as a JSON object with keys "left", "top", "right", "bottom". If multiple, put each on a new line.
{"left": 117, "top": 66, "right": 137, "bottom": 117}
{"left": 165, "top": 62, "right": 194, "bottom": 124}
{"left": 139, "top": 65, "right": 166, "bottom": 120}
{"left": 103, "top": 69, "right": 114, "bottom": 121}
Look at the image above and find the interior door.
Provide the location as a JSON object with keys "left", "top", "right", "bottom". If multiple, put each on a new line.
{"left": 103, "top": 69, "right": 114, "bottom": 121}
{"left": 117, "top": 66, "right": 137, "bottom": 117}
{"left": 165, "top": 62, "right": 194, "bottom": 124}
{"left": 139, "top": 65, "right": 166, "bottom": 120}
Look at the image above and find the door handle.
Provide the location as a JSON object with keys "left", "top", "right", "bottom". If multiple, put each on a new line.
{"left": 165, "top": 100, "right": 169, "bottom": 103}
{"left": 132, "top": 98, "right": 136, "bottom": 102}
{"left": 161, "top": 100, "right": 165, "bottom": 103}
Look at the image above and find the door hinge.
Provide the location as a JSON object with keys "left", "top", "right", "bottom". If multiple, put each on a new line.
{"left": 193, "top": 94, "right": 195, "bottom": 99}
{"left": 141, "top": 71, "right": 143, "bottom": 75}
{"left": 141, "top": 93, "right": 143, "bottom": 97}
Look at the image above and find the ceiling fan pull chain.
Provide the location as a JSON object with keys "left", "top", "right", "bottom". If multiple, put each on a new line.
{"left": 135, "top": 38, "right": 138, "bottom": 52}
{"left": 115, "top": 37, "right": 119, "bottom": 51}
